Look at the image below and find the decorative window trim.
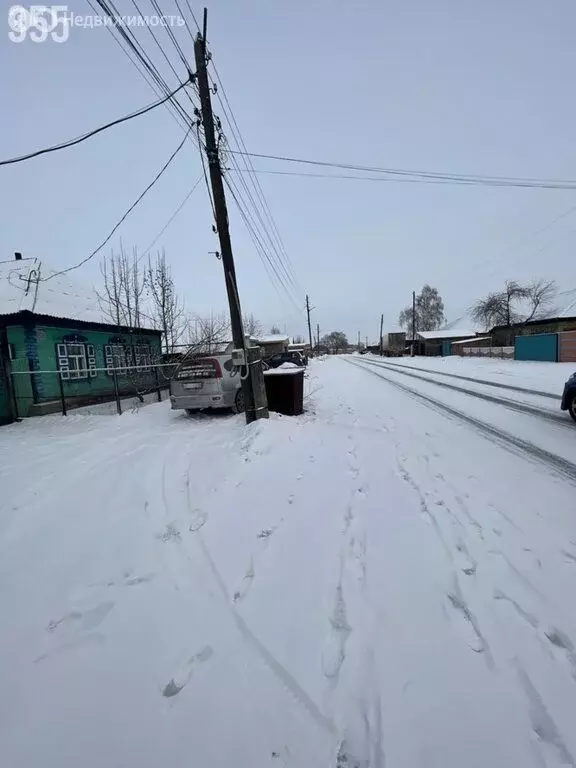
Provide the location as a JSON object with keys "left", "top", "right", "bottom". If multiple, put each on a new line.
{"left": 56, "top": 342, "right": 88, "bottom": 381}
{"left": 133, "top": 344, "right": 152, "bottom": 372}
{"left": 104, "top": 343, "right": 127, "bottom": 376}
{"left": 87, "top": 344, "right": 97, "bottom": 378}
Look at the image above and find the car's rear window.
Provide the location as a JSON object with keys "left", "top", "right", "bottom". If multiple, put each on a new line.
{"left": 177, "top": 359, "right": 218, "bottom": 379}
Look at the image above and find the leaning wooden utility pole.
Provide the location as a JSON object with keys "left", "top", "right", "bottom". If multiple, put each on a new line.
{"left": 316, "top": 323, "right": 320, "bottom": 350}
{"left": 305, "top": 295, "right": 314, "bottom": 356}
{"left": 194, "top": 10, "right": 267, "bottom": 423}
{"left": 379, "top": 313, "right": 384, "bottom": 356}
{"left": 411, "top": 290, "right": 416, "bottom": 357}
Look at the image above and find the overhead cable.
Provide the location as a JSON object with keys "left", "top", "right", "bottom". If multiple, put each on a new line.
{"left": 0, "top": 81, "right": 190, "bottom": 167}
{"left": 226, "top": 150, "right": 576, "bottom": 190}
{"left": 43, "top": 126, "right": 192, "bottom": 281}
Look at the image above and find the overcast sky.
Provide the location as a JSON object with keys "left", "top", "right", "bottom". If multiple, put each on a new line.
{"left": 2, "top": 0, "right": 576, "bottom": 341}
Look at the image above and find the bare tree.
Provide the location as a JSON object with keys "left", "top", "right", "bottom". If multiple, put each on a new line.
{"left": 146, "top": 250, "right": 185, "bottom": 354}
{"left": 470, "top": 279, "right": 557, "bottom": 330}
{"left": 185, "top": 312, "right": 230, "bottom": 353}
{"left": 269, "top": 325, "right": 282, "bottom": 334}
{"left": 293, "top": 334, "right": 305, "bottom": 344}
{"left": 242, "top": 313, "right": 262, "bottom": 337}
{"left": 524, "top": 279, "right": 557, "bottom": 322}
{"left": 98, "top": 243, "right": 146, "bottom": 328}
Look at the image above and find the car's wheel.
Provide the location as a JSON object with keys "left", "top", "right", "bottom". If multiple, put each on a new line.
{"left": 569, "top": 394, "right": 576, "bottom": 423}
{"left": 233, "top": 388, "right": 245, "bottom": 414}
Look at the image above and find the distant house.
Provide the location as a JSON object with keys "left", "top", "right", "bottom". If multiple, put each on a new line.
{"left": 288, "top": 340, "right": 311, "bottom": 357}
{"left": 253, "top": 333, "right": 290, "bottom": 357}
{"left": 416, "top": 329, "right": 479, "bottom": 356}
{"left": 0, "top": 254, "right": 162, "bottom": 423}
{"left": 491, "top": 315, "right": 576, "bottom": 347}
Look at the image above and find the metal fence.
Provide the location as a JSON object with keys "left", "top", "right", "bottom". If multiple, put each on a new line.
{"left": 453, "top": 346, "right": 514, "bottom": 359}
{"left": 9, "top": 361, "right": 179, "bottom": 418}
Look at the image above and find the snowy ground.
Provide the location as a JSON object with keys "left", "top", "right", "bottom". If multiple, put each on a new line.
{"left": 1, "top": 357, "right": 576, "bottom": 768}
{"left": 365, "top": 353, "right": 575, "bottom": 396}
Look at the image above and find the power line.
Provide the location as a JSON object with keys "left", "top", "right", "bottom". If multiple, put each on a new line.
{"left": 226, "top": 149, "right": 576, "bottom": 190}
{"left": 174, "top": 0, "right": 198, "bottom": 45}
{"left": 224, "top": 174, "right": 304, "bottom": 317}
{"left": 43, "top": 126, "right": 192, "bottom": 282}
{"left": 225, "top": 167, "right": 486, "bottom": 186}
{"left": 210, "top": 60, "right": 304, "bottom": 294}
{"left": 0, "top": 80, "right": 190, "bottom": 167}
{"left": 220, "top": 135, "right": 302, "bottom": 297}
{"left": 92, "top": 0, "right": 199, "bottom": 142}
{"left": 196, "top": 123, "right": 217, "bottom": 222}
{"left": 136, "top": 174, "right": 203, "bottom": 266}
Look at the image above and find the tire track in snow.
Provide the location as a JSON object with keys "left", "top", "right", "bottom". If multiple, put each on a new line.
{"left": 358, "top": 357, "right": 565, "bottom": 426}
{"left": 360, "top": 357, "right": 559, "bottom": 400}
{"left": 347, "top": 359, "right": 576, "bottom": 485}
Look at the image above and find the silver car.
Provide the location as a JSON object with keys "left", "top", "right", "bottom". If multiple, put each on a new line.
{"left": 169, "top": 355, "right": 244, "bottom": 415}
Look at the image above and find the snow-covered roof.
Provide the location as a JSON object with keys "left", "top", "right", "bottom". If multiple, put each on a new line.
{"left": 451, "top": 336, "right": 491, "bottom": 346}
{"left": 0, "top": 256, "right": 105, "bottom": 324}
{"left": 417, "top": 329, "right": 478, "bottom": 341}
{"left": 556, "top": 288, "right": 576, "bottom": 318}
{"left": 255, "top": 334, "right": 289, "bottom": 344}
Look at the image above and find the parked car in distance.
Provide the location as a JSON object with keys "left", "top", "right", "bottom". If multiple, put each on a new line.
{"left": 170, "top": 355, "right": 244, "bottom": 415}
{"left": 561, "top": 372, "right": 576, "bottom": 423}
{"left": 266, "top": 351, "right": 307, "bottom": 368}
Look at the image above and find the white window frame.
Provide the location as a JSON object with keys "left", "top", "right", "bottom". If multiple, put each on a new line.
{"left": 105, "top": 344, "right": 127, "bottom": 376}
{"left": 134, "top": 344, "right": 152, "bottom": 372}
{"left": 56, "top": 343, "right": 88, "bottom": 381}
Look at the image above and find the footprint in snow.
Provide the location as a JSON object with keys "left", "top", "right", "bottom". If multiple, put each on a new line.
{"left": 162, "top": 645, "right": 214, "bottom": 698}
{"left": 125, "top": 573, "right": 155, "bottom": 587}
{"left": 47, "top": 601, "right": 115, "bottom": 634}
{"left": 233, "top": 559, "right": 255, "bottom": 603}
{"left": 189, "top": 509, "right": 208, "bottom": 533}
{"left": 156, "top": 523, "right": 181, "bottom": 543}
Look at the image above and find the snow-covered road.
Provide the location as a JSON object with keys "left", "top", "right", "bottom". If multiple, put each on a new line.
{"left": 1, "top": 357, "right": 576, "bottom": 768}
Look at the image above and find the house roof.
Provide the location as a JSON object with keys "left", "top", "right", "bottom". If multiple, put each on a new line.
{"left": 491, "top": 314, "right": 576, "bottom": 332}
{"left": 417, "top": 329, "right": 478, "bottom": 341}
{"left": 0, "top": 257, "right": 105, "bottom": 324}
{"left": 0, "top": 256, "right": 154, "bottom": 332}
{"left": 555, "top": 288, "right": 576, "bottom": 318}
{"left": 451, "top": 336, "right": 491, "bottom": 346}
{"left": 255, "top": 334, "right": 289, "bottom": 344}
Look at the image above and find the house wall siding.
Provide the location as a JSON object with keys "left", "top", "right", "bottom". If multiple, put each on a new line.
{"left": 7, "top": 325, "right": 34, "bottom": 415}
{"left": 558, "top": 330, "right": 576, "bottom": 363}
{"left": 493, "top": 318, "right": 576, "bottom": 346}
{"left": 0, "top": 331, "right": 13, "bottom": 425}
{"left": 7, "top": 321, "right": 162, "bottom": 417}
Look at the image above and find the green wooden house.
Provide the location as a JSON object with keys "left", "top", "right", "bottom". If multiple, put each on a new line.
{"left": 0, "top": 254, "right": 162, "bottom": 424}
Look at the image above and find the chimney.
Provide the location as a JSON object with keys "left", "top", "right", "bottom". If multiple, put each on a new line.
{"left": 14, "top": 252, "right": 22, "bottom": 261}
